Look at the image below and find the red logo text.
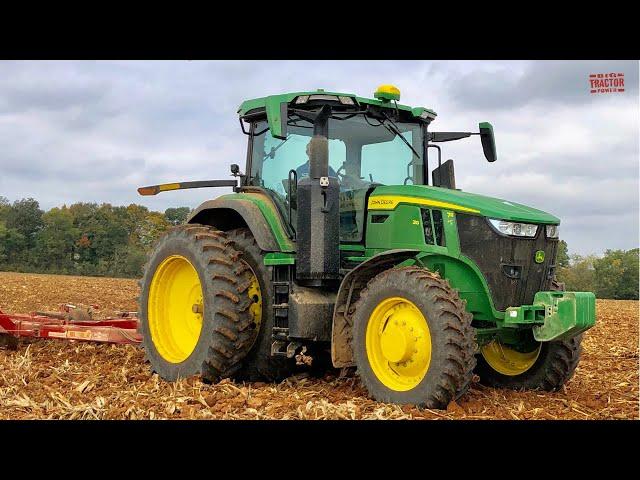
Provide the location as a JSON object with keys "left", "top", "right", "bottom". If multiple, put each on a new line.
{"left": 589, "top": 73, "right": 625, "bottom": 94}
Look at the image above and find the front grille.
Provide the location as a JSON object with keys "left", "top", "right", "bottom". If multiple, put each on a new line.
{"left": 457, "top": 214, "right": 558, "bottom": 311}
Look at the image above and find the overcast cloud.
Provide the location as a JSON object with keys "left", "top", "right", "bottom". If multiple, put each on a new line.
{"left": 0, "top": 60, "right": 637, "bottom": 255}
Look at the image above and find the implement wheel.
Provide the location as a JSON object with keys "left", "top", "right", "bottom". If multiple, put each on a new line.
{"left": 139, "top": 224, "right": 262, "bottom": 381}
{"left": 0, "top": 334, "right": 19, "bottom": 350}
{"left": 351, "top": 266, "right": 476, "bottom": 408}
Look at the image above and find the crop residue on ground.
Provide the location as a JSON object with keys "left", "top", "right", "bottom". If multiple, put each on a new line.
{"left": 1, "top": 271, "right": 638, "bottom": 420}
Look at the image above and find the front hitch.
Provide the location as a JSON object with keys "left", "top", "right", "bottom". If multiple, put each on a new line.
{"left": 502, "top": 291, "right": 596, "bottom": 342}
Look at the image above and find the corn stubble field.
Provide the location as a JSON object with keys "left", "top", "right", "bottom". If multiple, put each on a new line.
{"left": 0, "top": 271, "right": 637, "bottom": 420}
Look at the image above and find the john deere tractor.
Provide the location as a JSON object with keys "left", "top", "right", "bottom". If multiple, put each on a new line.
{"left": 137, "top": 85, "right": 595, "bottom": 408}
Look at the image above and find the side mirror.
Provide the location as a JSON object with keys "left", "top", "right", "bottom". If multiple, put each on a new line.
{"left": 479, "top": 122, "right": 498, "bottom": 162}
{"left": 230, "top": 164, "right": 240, "bottom": 176}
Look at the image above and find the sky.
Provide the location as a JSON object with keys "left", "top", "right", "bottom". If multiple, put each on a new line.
{"left": 0, "top": 60, "right": 638, "bottom": 256}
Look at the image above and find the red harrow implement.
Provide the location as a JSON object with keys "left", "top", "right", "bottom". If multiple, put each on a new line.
{"left": 0, "top": 303, "right": 141, "bottom": 348}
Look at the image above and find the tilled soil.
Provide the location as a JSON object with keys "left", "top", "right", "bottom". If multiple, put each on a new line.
{"left": 1, "top": 271, "right": 638, "bottom": 420}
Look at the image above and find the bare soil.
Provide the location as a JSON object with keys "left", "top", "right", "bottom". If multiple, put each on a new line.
{"left": 1, "top": 271, "right": 638, "bottom": 420}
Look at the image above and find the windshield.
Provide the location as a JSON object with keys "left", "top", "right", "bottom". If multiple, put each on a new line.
{"left": 249, "top": 115, "right": 424, "bottom": 189}
{"left": 249, "top": 112, "right": 424, "bottom": 241}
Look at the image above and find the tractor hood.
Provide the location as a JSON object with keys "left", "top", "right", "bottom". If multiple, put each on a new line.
{"left": 368, "top": 185, "right": 560, "bottom": 224}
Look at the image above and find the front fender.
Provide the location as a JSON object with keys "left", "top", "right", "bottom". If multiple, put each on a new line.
{"left": 331, "top": 249, "right": 420, "bottom": 368}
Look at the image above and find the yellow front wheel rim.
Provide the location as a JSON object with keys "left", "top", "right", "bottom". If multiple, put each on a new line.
{"left": 148, "top": 255, "right": 204, "bottom": 363}
{"left": 365, "top": 297, "right": 432, "bottom": 391}
{"left": 481, "top": 340, "right": 542, "bottom": 376}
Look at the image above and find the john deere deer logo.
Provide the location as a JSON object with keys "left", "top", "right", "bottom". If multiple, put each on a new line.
{"left": 534, "top": 250, "right": 545, "bottom": 263}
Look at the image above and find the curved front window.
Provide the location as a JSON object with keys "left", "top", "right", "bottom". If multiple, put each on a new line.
{"left": 248, "top": 114, "right": 424, "bottom": 241}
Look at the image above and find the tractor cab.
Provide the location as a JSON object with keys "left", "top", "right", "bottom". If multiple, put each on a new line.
{"left": 241, "top": 88, "right": 424, "bottom": 242}
{"left": 238, "top": 86, "right": 495, "bottom": 246}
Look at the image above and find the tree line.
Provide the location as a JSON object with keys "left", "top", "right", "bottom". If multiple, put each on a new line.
{"left": 555, "top": 240, "right": 638, "bottom": 300}
{"left": 1, "top": 196, "right": 638, "bottom": 299}
{"left": 0, "top": 196, "right": 189, "bottom": 278}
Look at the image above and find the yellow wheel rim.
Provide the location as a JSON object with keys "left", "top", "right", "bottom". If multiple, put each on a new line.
{"left": 148, "top": 255, "right": 204, "bottom": 363}
{"left": 246, "top": 268, "right": 263, "bottom": 337}
{"left": 480, "top": 340, "right": 542, "bottom": 376}
{"left": 365, "top": 297, "right": 432, "bottom": 391}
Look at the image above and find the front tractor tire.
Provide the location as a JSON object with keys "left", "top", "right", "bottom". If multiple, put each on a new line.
{"left": 475, "top": 335, "right": 583, "bottom": 391}
{"left": 351, "top": 266, "right": 477, "bottom": 408}
{"left": 475, "top": 278, "right": 583, "bottom": 391}
{"left": 139, "top": 224, "right": 263, "bottom": 382}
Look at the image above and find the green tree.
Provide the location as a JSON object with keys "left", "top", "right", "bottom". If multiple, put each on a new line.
{"left": 557, "top": 254, "right": 597, "bottom": 293}
{"left": 0, "top": 196, "right": 9, "bottom": 222}
{"left": 165, "top": 207, "right": 191, "bottom": 226}
{"left": 593, "top": 248, "right": 639, "bottom": 300}
{"left": 0, "top": 221, "right": 8, "bottom": 262}
{"left": 125, "top": 204, "right": 171, "bottom": 249}
{"left": 75, "top": 204, "right": 129, "bottom": 267}
{"left": 106, "top": 244, "right": 148, "bottom": 278}
{"left": 33, "top": 207, "right": 80, "bottom": 272}
{"left": 556, "top": 239, "right": 569, "bottom": 268}
{"left": 5, "top": 198, "right": 44, "bottom": 244}
{"left": 0, "top": 224, "right": 26, "bottom": 266}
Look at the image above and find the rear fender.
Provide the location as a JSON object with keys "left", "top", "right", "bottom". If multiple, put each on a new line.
{"left": 188, "top": 193, "right": 293, "bottom": 252}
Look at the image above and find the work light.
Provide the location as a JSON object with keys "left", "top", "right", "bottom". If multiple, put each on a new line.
{"left": 489, "top": 219, "right": 538, "bottom": 237}
{"left": 546, "top": 225, "right": 559, "bottom": 238}
{"left": 420, "top": 110, "right": 437, "bottom": 121}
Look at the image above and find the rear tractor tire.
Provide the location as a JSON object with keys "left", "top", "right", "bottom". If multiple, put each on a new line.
{"left": 225, "top": 228, "right": 297, "bottom": 382}
{"left": 139, "top": 224, "right": 264, "bottom": 382}
{"left": 351, "top": 266, "right": 477, "bottom": 408}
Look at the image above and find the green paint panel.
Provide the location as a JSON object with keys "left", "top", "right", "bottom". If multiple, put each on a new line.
{"left": 340, "top": 244, "right": 366, "bottom": 252}
{"left": 364, "top": 205, "right": 500, "bottom": 320}
{"left": 370, "top": 185, "right": 560, "bottom": 225}
{"left": 237, "top": 90, "right": 436, "bottom": 118}
{"left": 365, "top": 204, "right": 427, "bottom": 250}
{"left": 417, "top": 253, "right": 497, "bottom": 321}
{"left": 503, "top": 304, "right": 545, "bottom": 325}
{"left": 532, "top": 291, "right": 596, "bottom": 341}
{"left": 216, "top": 192, "right": 294, "bottom": 252}
{"left": 411, "top": 107, "right": 437, "bottom": 120}
{"left": 264, "top": 96, "right": 286, "bottom": 139}
{"left": 264, "top": 252, "right": 295, "bottom": 266}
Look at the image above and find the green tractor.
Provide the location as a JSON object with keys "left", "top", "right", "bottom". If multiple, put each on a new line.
{"left": 137, "top": 85, "right": 596, "bottom": 408}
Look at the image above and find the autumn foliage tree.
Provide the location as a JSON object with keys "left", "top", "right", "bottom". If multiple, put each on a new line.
{"left": 0, "top": 198, "right": 191, "bottom": 278}
{"left": 557, "top": 248, "right": 639, "bottom": 300}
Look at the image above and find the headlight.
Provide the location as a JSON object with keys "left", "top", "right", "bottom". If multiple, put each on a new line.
{"left": 546, "top": 224, "right": 559, "bottom": 238}
{"left": 489, "top": 219, "right": 538, "bottom": 237}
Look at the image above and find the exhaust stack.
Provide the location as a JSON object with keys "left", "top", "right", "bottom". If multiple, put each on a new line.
{"left": 295, "top": 135, "right": 340, "bottom": 286}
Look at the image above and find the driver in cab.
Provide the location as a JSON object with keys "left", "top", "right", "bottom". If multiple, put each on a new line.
{"left": 295, "top": 139, "right": 338, "bottom": 180}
